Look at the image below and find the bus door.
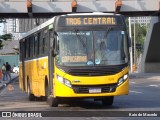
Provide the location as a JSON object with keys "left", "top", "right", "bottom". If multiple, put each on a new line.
{"left": 48, "top": 28, "right": 54, "bottom": 95}
{"left": 21, "top": 40, "right": 26, "bottom": 91}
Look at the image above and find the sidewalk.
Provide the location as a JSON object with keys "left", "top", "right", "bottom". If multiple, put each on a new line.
{"left": 0, "top": 73, "right": 19, "bottom": 91}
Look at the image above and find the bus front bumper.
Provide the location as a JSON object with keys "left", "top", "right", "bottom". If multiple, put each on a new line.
{"left": 54, "top": 79, "right": 129, "bottom": 98}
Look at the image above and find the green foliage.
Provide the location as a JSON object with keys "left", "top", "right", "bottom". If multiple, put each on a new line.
{"left": 0, "top": 33, "right": 13, "bottom": 40}
{"left": 0, "top": 19, "right": 6, "bottom": 23}
{"left": 0, "top": 33, "right": 13, "bottom": 49}
{"left": 125, "top": 18, "right": 147, "bottom": 47}
{"left": 131, "top": 23, "right": 148, "bottom": 60}
{"left": 131, "top": 24, "right": 147, "bottom": 45}
{"left": 0, "top": 40, "right": 2, "bottom": 49}
{"left": 125, "top": 18, "right": 148, "bottom": 63}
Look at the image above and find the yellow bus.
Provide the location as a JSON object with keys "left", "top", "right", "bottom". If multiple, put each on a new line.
{"left": 19, "top": 13, "right": 130, "bottom": 107}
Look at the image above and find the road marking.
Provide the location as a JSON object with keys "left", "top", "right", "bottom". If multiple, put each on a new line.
{"left": 149, "top": 85, "right": 159, "bottom": 87}
{"left": 130, "top": 82, "right": 136, "bottom": 84}
{"left": 130, "top": 90, "right": 142, "bottom": 94}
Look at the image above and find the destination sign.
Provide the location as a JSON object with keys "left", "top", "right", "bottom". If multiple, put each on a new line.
{"left": 62, "top": 56, "right": 87, "bottom": 62}
{"left": 65, "top": 17, "right": 116, "bottom": 26}
{"left": 57, "top": 15, "right": 124, "bottom": 27}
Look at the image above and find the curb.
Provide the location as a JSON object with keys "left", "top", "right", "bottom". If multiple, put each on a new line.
{"left": 0, "top": 76, "right": 18, "bottom": 91}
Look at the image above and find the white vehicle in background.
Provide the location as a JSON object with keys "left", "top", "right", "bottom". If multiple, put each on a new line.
{"left": 13, "top": 66, "right": 19, "bottom": 74}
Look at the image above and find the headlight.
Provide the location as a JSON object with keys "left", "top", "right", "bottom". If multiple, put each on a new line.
{"left": 57, "top": 75, "right": 72, "bottom": 88}
{"left": 117, "top": 74, "right": 128, "bottom": 86}
{"left": 57, "top": 75, "right": 63, "bottom": 83}
{"left": 64, "top": 79, "right": 72, "bottom": 88}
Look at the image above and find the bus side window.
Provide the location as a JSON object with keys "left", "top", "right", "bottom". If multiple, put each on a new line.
{"left": 44, "top": 29, "right": 49, "bottom": 54}
{"left": 33, "top": 36, "right": 36, "bottom": 57}
{"left": 39, "top": 31, "right": 43, "bottom": 55}
{"left": 30, "top": 37, "right": 34, "bottom": 58}
{"left": 40, "top": 28, "right": 48, "bottom": 55}
{"left": 34, "top": 35, "right": 39, "bottom": 56}
{"left": 26, "top": 38, "right": 30, "bottom": 58}
{"left": 42, "top": 38, "right": 45, "bottom": 54}
{"left": 45, "top": 36, "right": 49, "bottom": 52}
{"left": 20, "top": 42, "right": 23, "bottom": 61}
{"left": 24, "top": 39, "right": 26, "bottom": 59}
{"left": 38, "top": 33, "right": 40, "bottom": 55}
{"left": 41, "top": 37, "right": 48, "bottom": 54}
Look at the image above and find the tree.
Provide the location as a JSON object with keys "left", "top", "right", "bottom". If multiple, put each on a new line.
{"left": 131, "top": 24, "right": 147, "bottom": 46}
{"left": 0, "top": 33, "right": 13, "bottom": 49}
{"left": 0, "top": 33, "right": 13, "bottom": 40}
{"left": 0, "top": 19, "right": 11, "bottom": 49}
{"left": 125, "top": 18, "right": 147, "bottom": 47}
{"left": 126, "top": 17, "right": 148, "bottom": 66}
{"left": 131, "top": 23, "right": 148, "bottom": 65}
{"left": 131, "top": 24, "right": 147, "bottom": 57}
{"left": 0, "top": 40, "right": 2, "bottom": 49}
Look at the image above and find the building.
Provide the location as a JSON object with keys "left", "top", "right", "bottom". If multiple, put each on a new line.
{"left": 19, "top": 18, "right": 49, "bottom": 32}
{"left": 0, "top": 40, "right": 19, "bottom": 68}
{"left": 3, "top": 19, "right": 24, "bottom": 40}
{"left": 3, "top": 18, "right": 48, "bottom": 37}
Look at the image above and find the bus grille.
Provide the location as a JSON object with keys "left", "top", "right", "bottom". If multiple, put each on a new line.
{"left": 69, "top": 69, "right": 118, "bottom": 76}
{"left": 72, "top": 84, "right": 117, "bottom": 94}
{"left": 57, "top": 64, "right": 127, "bottom": 76}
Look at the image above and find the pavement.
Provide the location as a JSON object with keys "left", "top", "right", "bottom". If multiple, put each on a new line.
{"left": 0, "top": 73, "right": 18, "bottom": 91}
{"left": 129, "top": 72, "right": 160, "bottom": 79}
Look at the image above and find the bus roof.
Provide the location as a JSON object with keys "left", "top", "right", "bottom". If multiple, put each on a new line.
{"left": 19, "top": 17, "right": 56, "bottom": 40}
{"left": 65, "top": 12, "right": 121, "bottom": 16}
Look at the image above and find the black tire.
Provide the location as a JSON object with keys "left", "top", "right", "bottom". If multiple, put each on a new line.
{"left": 27, "top": 82, "right": 35, "bottom": 101}
{"left": 45, "top": 83, "right": 59, "bottom": 107}
{"left": 44, "top": 84, "right": 49, "bottom": 101}
{"left": 102, "top": 96, "right": 114, "bottom": 106}
{"left": 48, "top": 96, "right": 59, "bottom": 107}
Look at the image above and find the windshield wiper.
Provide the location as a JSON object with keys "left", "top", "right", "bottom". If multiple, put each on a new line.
{"left": 99, "top": 27, "right": 112, "bottom": 50}
{"left": 74, "top": 28, "right": 86, "bottom": 47}
{"left": 98, "top": 27, "right": 112, "bottom": 61}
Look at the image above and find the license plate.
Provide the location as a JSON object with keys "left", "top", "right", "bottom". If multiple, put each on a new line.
{"left": 89, "top": 88, "right": 101, "bottom": 93}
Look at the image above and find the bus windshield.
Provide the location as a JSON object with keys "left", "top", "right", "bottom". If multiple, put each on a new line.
{"left": 56, "top": 30, "right": 128, "bottom": 66}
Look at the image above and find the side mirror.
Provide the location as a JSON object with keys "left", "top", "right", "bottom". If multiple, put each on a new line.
{"left": 52, "top": 49, "right": 57, "bottom": 57}
{"left": 52, "top": 31, "right": 60, "bottom": 57}
{"left": 52, "top": 38, "right": 57, "bottom": 57}
{"left": 127, "top": 36, "right": 131, "bottom": 47}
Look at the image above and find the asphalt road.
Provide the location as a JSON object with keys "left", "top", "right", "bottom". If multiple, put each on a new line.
{"left": 0, "top": 73, "right": 160, "bottom": 120}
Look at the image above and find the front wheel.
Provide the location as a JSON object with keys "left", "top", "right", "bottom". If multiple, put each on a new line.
{"left": 45, "top": 84, "right": 59, "bottom": 107}
{"left": 48, "top": 96, "right": 59, "bottom": 107}
{"left": 102, "top": 96, "right": 114, "bottom": 106}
